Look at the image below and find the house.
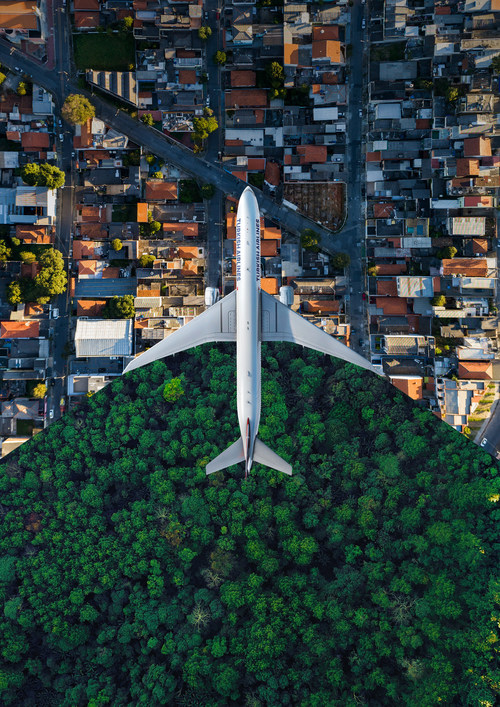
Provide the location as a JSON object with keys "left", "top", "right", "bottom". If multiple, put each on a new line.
{"left": 74, "top": 319, "right": 133, "bottom": 358}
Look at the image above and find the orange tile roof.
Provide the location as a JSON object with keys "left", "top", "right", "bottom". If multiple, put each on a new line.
{"left": 1, "top": 320, "right": 40, "bottom": 338}
{"left": 433, "top": 276, "right": 441, "bottom": 293}
{"left": 145, "top": 181, "right": 178, "bottom": 200}
{"left": 391, "top": 377, "right": 423, "bottom": 400}
{"left": 226, "top": 90, "right": 268, "bottom": 108}
{"left": 231, "top": 171, "right": 247, "bottom": 182}
{"left": 472, "top": 238, "right": 488, "bottom": 255}
{"left": 74, "top": 0, "right": 99, "bottom": 8}
{"left": 303, "top": 299, "right": 340, "bottom": 313}
{"left": 16, "top": 225, "right": 53, "bottom": 244}
{"left": 78, "top": 260, "right": 97, "bottom": 276}
{"left": 181, "top": 260, "right": 200, "bottom": 276}
{"left": 322, "top": 72, "right": 338, "bottom": 85}
{"left": 79, "top": 223, "right": 107, "bottom": 238}
{"left": 464, "top": 196, "right": 493, "bottom": 207}
{"left": 77, "top": 299, "right": 106, "bottom": 317}
{"left": 373, "top": 202, "right": 395, "bottom": 218}
{"left": 137, "top": 202, "right": 149, "bottom": 223}
{"left": 376, "top": 279, "right": 398, "bottom": 296}
{"left": 254, "top": 110, "right": 265, "bottom": 124}
{"left": 284, "top": 43, "right": 299, "bottom": 65}
{"left": 262, "top": 226, "right": 281, "bottom": 240}
{"left": 261, "top": 277, "right": 279, "bottom": 295}
{"left": 6, "top": 131, "right": 20, "bottom": 141}
{"left": 442, "top": 258, "right": 488, "bottom": 277}
{"left": 265, "top": 160, "right": 280, "bottom": 186}
{"left": 24, "top": 303, "right": 43, "bottom": 317}
{"left": 73, "top": 119, "right": 92, "bottom": 149}
{"left": 163, "top": 222, "right": 199, "bottom": 237}
{"left": 458, "top": 361, "right": 492, "bottom": 380}
{"left": 73, "top": 241, "right": 97, "bottom": 260}
{"left": 178, "top": 69, "right": 197, "bottom": 84}
{"left": 74, "top": 11, "right": 100, "bottom": 28}
{"left": 456, "top": 158, "right": 480, "bottom": 177}
{"left": 0, "top": 1, "right": 38, "bottom": 30}
{"left": 21, "top": 133, "right": 50, "bottom": 150}
{"left": 313, "top": 25, "right": 340, "bottom": 41}
{"left": 376, "top": 263, "right": 407, "bottom": 275}
{"left": 366, "top": 151, "right": 381, "bottom": 162}
{"left": 178, "top": 246, "right": 201, "bottom": 260}
{"left": 464, "top": 136, "right": 491, "bottom": 158}
{"left": 375, "top": 297, "right": 407, "bottom": 315}
{"left": 225, "top": 139, "right": 244, "bottom": 146}
{"left": 248, "top": 158, "right": 265, "bottom": 170}
{"left": 103, "top": 267, "right": 120, "bottom": 278}
{"left": 137, "top": 287, "right": 161, "bottom": 297}
{"left": 80, "top": 206, "right": 107, "bottom": 223}
{"left": 230, "top": 70, "right": 256, "bottom": 87}
{"left": 312, "top": 40, "right": 343, "bottom": 63}
{"left": 297, "top": 145, "right": 328, "bottom": 164}
{"left": 261, "top": 240, "right": 278, "bottom": 257}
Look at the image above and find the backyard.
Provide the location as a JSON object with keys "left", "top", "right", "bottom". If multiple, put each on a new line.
{"left": 73, "top": 33, "right": 136, "bottom": 71}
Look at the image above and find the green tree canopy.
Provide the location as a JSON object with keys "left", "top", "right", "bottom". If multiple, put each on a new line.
{"left": 0, "top": 346, "right": 497, "bottom": 706}
{"left": 21, "top": 163, "right": 65, "bottom": 190}
{"left": 138, "top": 253, "right": 155, "bottom": 268}
{"left": 17, "top": 81, "right": 27, "bottom": 96}
{"left": 121, "top": 15, "right": 133, "bottom": 31}
{"left": 432, "top": 294, "right": 446, "bottom": 306}
{"left": 331, "top": 252, "right": 351, "bottom": 270}
{"left": 213, "top": 51, "right": 227, "bottom": 65}
{"left": 201, "top": 184, "right": 215, "bottom": 199}
{"left": 31, "top": 383, "right": 47, "bottom": 399}
{"left": 0, "top": 240, "right": 11, "bottom": 261}
{"left": 198, "top": 25, "right": 212, "bottom": 40}
{"left": 111, "top": 239, "right": 123, "bottom": 252}
{"left": 102, "top": 295, "right": 135, "bottom": 319}
{"left": 300, "top": 228, "right": 320, "bottom": 251}
{"left": 141, "top": 113, "right": 154, "bottom": 126}
{"left": 193, "top": 115, "right": 219, "bottom": 141}
{"left": 61, "top": 94, "right": 95, "bottom": 125}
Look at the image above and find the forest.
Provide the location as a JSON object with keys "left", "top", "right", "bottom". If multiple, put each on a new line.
{"left": 0, "top": 344, "right": 498, "bottom": 706}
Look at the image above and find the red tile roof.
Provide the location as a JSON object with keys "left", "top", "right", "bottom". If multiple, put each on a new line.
{"left": 226, "top": 90, "right": 268, "bottom": 108}
{"left": 1, "top": 320, "right": 40, "bottom": 338}
{"left": 74, "top": 11, "right": 100, "bottom": 27}
{"left": 376, "top": 297, "right": 408, "bottom": 315}
{"left": 230, "top": 70, "right": 256, "bottom": 87}
{"left": 261, "top": 277, "right": 279, "bottom": 295}
{"left": 21, "top": 132, "right": 50, "bottom": 150}
{"left": 76, "top": 299, "right": 106, "bottom": 317}
{"left": 376, "top": 279, "right": 398, "bottom": 296}
{"left": 464, "top": 137, "right": 491, "bottom": 158}
{"left": 373, "top": 202, "right": 395, "bottom": 218}
{"left": 376, "top": 263, "right": 407, "bottom": 275}
{"left": 265, "top": 160, "right": 280, "bottom": 186}
{"left": 145, "top": 181, "right": 178, "bottom": 200}
{"left": 458, "top": 361, "right": 492, "bottom": 380}
{"left": 442, "top": 258, "right": 488, "bottom": 277}
{"left": 178, "top": 69, "right": 197, "bottom": 84}
{"left": 313, "top": 25, "right": 340, "bottom": 40}
{"left": 297, "top": 145, "right": 327, "bottom": 164}
{"left": 391, "top": 377, "right": 423, "bottom": 399}
{"left": 16, "top": 225, "right": 53, "bottom": 244}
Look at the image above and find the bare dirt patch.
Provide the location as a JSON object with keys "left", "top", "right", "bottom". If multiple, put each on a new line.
{"left": 283, "top": 181, "right": 345, "bottom": 232}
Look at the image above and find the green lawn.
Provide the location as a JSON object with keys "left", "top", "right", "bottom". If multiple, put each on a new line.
{"left": 16, "top": 419, "right": 34, "bottom": 437}
{"left": 73, "top": 33, "right": 135, "bottom": 71}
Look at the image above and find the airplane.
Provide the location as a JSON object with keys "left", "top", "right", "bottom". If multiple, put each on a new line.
{"left": 122, "top": 186, "right": 379, "bottom": 478}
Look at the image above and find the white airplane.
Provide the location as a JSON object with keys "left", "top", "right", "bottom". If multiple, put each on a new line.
{"left": 123, "top": 187, "right": 378, "bottom": 477}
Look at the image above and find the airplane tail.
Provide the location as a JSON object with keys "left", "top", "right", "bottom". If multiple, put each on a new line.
{"left": 205, "top": 437, "right": 292, "bottom": 476}
{"left": 253, "top": 438, "right": 292, "bottom": 475}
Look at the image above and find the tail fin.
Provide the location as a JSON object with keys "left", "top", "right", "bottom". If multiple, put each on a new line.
{"left": 206, "top": 439, "right": 245, "bottom": 475}
{"left": 253, "top": 438, "right": 292, "bottom": 475}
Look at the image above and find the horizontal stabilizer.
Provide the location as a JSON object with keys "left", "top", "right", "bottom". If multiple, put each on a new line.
{"left": 206, "top": 439, "right": 245, "bottom": 475}
{"left": 253, "top": 438, "right": 292, "bottom": 475}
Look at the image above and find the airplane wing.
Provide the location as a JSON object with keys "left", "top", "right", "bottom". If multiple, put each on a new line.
{"left": 123, "top": 290, "right": 237, "bottom": 375}
{"left": 260, "top": 290, "right": 379, "bottom": 376}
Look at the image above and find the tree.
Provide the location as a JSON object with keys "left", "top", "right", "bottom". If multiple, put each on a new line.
{"left": 111, "top": 239, "right": 123, "bottom": 252}
{"left": 0, "top": 73, "right": 6, "bottom": 86}
{"left": 332, "top": 252, "right": 351, "bottom": 270}
{"left": 21, "top": 163, "right": 65, "bottom": 190}
{"left": 7, "top": 282, "right": 22, "bottom": 305}
{"left": 438, "top": 246, "right": 457, "bottom": 259}
{"left": 193, "top": 115, "right": 218, "bottom": 141}
{"left": 34, "top": 248, "right": 67, "bottom": 298}
{"left": 121, "top": 15, "right": 133, "bottom": 31}
{"left": 32, "top": 383, "right": 47, "bottom": 399}
{"left": 198, "top": 25, "right": 212, "bottom": 40}
{"left": 141, "top": 113, "right": 154, "bottom": 126}
{"left": 150, "top": 220, "right": 161, "bottom": 235}
{"left": 201, "top": 184, "right": 215, "bottom": 199}
{"left": 152, "top": 171, "right": 163, "bottom": 179}
{"left": 163, "top": 377, "right": 184, "bottom": 403}
{"left": 300, "top": 228, "right": 320, "bottom": 251}
{"left": 145, "top": 154, "right": 156, "bottom": 165}
{"left": 446, "top": 86, "right": 459, "bottom": 102}
{"left": 213, "top": 51, "right": 227, "bottom": 65}
{"left": 138, "top": 254, "right": 155, "bottom": 268}
{"left": 0, "top": 239, "right": 11, "bottom": 261}
{"left": 17, "top": 81, "right": 27, "bottom": 96}
{"left": 102, "top": 295, "right": 135, "bottom": 319}
{"left": 19, "top": 251, "right": 36, "bottom": 264}
{"left": 61, "top": 94, "right": 95, "bottom": 125}
{"left": 432, "top": 295, "right": 446, "bottom": 307}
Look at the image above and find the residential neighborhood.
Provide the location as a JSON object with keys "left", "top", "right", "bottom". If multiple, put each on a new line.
{"left": 0, "top": 0, "right": 497, "bottom": 457}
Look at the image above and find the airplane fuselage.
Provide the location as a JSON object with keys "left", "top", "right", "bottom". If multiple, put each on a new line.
{"left": 235, "top": 189, "right": 261, "bottom": 476}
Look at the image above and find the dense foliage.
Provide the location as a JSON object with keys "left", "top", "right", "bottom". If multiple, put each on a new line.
{"left": 102, "top": 294, "right": 135, "bottom": 319}
{"left": 0, "top": 345, "right": 498, "bottom": 706}
{"left": 61, "top": 94, "right": 95, "bottom": 125}
{"left": 21, "top": 163, "right": 65, "bottom": 190}
{"left": 7, "top": 247, "right": 67, "bottom": 304}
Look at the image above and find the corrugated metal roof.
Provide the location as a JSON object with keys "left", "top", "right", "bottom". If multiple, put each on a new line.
{"left": 134, "top": 297, "right": 162, "bottom": 309}
{"left": 75, "top": 319, "right": 132, "bottom": 358}
{"left": 397, "top": 276, "right": 434, "bottom": 298}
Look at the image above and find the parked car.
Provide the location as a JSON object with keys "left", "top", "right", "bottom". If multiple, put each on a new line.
{"left": 359, "top": 108, "right": 363, "bottom": 117}
{"left": 362, "top": 18, "right": 366, "bottom": 28}
{"left": 480, "top": 438, "right": 488, "bottom": 447}
{"left": 49, "top": 409, "right": 54, "bottom": 419}
{"left": 52, "top": 308, "right": 59, "bottom": 319}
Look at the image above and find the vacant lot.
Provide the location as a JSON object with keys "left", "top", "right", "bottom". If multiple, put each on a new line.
{"left": 283, "top": 181, "right": 345, "bottom": 232}
{"left": 73, "top": 33, "right": 135, "bottom": 71}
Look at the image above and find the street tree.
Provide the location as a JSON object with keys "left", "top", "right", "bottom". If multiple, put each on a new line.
{"left": 141, "top": 113, "right": 154, "bottom": 126}
{"left": 331, "top": 252, "right": 351, "bottom": 270}
{"left": 21, "top": 163, "right": 65, "bottom": 190}
{"left": 198, "top": 26, "right": 212, "bottom": 40}
{"left": 300, "top": 228, "right": 320, "bottom": 251}
{"left": 62, "top": 94, "right": 95, "bottom": 125}
{"left": 32, "top": 383, "right": 47, "bottom": 399}
{"left": 111, "top": 239, "right": 123, "bottom": 252}
{"left": 213, "top": 51, "right": 227, "bottom": 65}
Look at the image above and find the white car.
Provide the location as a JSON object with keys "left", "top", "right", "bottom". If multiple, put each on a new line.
{"left": 52, "top": 308, "right": 59, "bottom": 319}
{"left": 359, "top": 108, "right": 363, "bottom": 117}
{"left": 480, "top": 438, "right": 488, "bottom": 447}
{"left": 362, "top": 18, "right": 366, "bottom": 28}
{"left": 49, "top": 409, "right": 54, "bottom": 419}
